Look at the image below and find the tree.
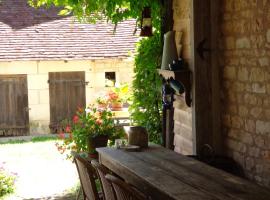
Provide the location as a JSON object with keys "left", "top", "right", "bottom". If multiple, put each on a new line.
{"left": 29, "top": 0, "right": 161, "bottom": 29}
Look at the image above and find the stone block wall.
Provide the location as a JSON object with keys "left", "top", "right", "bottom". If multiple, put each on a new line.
{"left": 219, "top": 0, "right": 270, "bottom": 187}
{"left": 0, "top": 58, "right": 134, "bottom": 134}
{"left": 173, "top": 0, "right": 194, "bottom": 155}
{"left": 172, "top": 0, "right": 270, "bottom": 187}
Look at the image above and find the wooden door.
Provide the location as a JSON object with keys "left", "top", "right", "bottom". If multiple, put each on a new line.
{"left": 0, "top": 75, "right": 29, "bottom": 136}
{"left": 49, "top": 71, "right": 86, "bottom": 133}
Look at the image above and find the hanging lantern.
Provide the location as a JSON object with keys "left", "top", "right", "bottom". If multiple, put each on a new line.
{"left": 140, "top": 7, "right": 153, "bottom": 37}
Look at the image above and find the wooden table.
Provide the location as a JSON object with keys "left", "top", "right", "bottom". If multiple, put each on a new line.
{"left": 96, "top": 145, "right": 270, "bottom": 200}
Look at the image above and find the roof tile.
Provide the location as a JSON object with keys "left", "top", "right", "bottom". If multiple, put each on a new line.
{"left": 0, "top": 0, "right": 139, "bottom": 61}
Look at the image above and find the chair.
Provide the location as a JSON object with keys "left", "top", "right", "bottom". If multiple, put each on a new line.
{"left": 91, "top": 160, "right": 116, "bottom": 200}
{"left": 73, "top": 152, "right": 102, "bottom": 200}
{"left": 105, "top": 174, "right": 148, "bottom": 200}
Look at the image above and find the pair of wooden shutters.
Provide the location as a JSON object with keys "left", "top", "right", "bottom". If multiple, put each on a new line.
{"left": 0, "top": 72, "right": 86, "bottom": 136}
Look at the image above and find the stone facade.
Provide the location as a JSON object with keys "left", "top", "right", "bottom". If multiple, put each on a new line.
{"left": 0, "top": 59, "right": 134, "bottom": 134}
{"left": 173, "top": 0, "right": 270, "bottom": 188}
{"left": 220, "top": 0, "right": 270, "bottom": 187}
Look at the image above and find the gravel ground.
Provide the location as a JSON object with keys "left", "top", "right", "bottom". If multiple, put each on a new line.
{"left": 0, "top": 140, "right": 79, "bottom": 200}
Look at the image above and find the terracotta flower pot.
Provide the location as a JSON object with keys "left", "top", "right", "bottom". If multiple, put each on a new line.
{"left": 110, "top": 102, "right": 123, "bottom": 111}
{"left": 88, "top": 135, "right": 109, "bottom": 155}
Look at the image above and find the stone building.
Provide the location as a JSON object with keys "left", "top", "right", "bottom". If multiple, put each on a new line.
{"left": 0, "top": 0, "right": 138, "bottom": 135}
{"left": 169, "top": 0, "right": 269, "bottom": 188}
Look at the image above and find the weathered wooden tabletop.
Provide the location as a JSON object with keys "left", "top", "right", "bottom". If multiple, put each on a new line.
{"left": 96, "top": 145, "right": 270, "bottom": 200}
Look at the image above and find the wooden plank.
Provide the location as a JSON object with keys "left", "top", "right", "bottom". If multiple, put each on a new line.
{"left": 98, "top": 147, "right": 219, "bottom": 200}
{"left": 97, "top": 146, "right": 270, "bottom": 200}
{"left": 0, "top": 75, "right": 29, "bottom": 136}
{"left": 49, "top": 71, "right": 86, "bottom": 133}
{"left": 165, "top": 109, "right": 174, "bottom": 149}
{"left": 210, "top": 0, "right": 222, "bottom": 154}
{"left": 132, "top": 146, "right": 270, "bottom": 200}
{"left": 161, "top": 0, "right": 174, "bottom": 43}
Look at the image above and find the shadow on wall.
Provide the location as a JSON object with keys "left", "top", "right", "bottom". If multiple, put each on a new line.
{"left": 188, "top": 144, "right": 245, "bottom": 178}
{"left": 0, "top": 0, "right": 66, "bottom": 29}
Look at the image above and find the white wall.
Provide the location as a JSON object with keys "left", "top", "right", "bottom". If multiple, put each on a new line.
{"left": 0, "top": 58, "right": 134, "bottom": 134}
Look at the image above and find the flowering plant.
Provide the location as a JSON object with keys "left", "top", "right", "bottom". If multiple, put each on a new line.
{"left": 109, "top": 83, "right": 130, "bottom": 103}
{"left": 0, "top": 162, "right": 16, "bottom": 198}
{"left": 56, "top": 103, "right": 117, "bottom": 158}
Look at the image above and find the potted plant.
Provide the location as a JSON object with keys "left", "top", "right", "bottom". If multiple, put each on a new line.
{"left": 107, "top": 90, "right": 123, "bottom": 111}
{"left": 56, "top": 103, "right": 117, "bottom": 158}
{"left": 107, "top": 83, "right": 130, "bottom": 111}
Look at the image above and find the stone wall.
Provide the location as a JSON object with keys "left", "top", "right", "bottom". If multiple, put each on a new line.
{"left": 173, "top": 0, "right": 194, "bottom": 155}
{"left": 220, "top": 0, "right": 270, "bottom": 187}
{"left": 0, "top": 59, "right": 134, "bottom": 134}
{"left": 172, "top": 0, "right": 270, "bottom": 187}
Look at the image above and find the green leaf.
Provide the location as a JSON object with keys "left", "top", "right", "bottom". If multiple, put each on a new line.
{"left": 58, "top": 8, "right": 71, "bottom": 16}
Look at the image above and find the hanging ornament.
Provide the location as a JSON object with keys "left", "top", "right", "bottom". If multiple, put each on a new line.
{"left": 140, "top": 7, "right": 153, "bottom": 37}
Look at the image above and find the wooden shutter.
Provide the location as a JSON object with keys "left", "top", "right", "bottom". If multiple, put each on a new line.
{"left": 49, "top": 71, "right": 86, "bottom": 133}
{"left": 0, "top": 75, "right": 29, "bottom": 136}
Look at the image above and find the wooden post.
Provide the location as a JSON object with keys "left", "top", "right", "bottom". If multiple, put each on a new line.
{"left": 161, "top": 0, "right": 174, "bottom": 43}
{"left": 160, "top": 0, "right": 175, "bottom": 150}
{"left": 191, "top": 0, "right": 221, "bottom": 156}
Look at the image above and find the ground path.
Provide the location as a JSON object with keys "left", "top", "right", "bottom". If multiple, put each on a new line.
{"left": 0, "top": 138, "right": 79, "bottom": 200}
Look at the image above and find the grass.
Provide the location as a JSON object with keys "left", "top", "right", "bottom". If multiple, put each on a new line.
{"left": 0, "top": 135, "right": 59, "bottom": 145}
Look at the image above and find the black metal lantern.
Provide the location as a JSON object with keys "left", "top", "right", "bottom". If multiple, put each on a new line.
{"left": 140, "top": 7, "right": 153, "bottom": 37}
{"left": 162, "top": 81, "right": 174, "bottom": 109}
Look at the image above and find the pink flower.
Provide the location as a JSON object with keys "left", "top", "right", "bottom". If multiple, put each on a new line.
{"left": 66, "top": 125, "right": 71, "bottom": 133}
{"left": 59, "top": 132, "right": 65, "bottom": 139}
{"left": 107, "top": 91, "right": 118, "bottom": 100}
{"left": 96, "top": 119, "right": 102, "bottom": 125}
{"left": 73, "top": 115, "right": 79, "bottom": 123}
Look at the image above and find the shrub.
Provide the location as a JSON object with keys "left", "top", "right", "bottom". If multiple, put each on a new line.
{"left": 129, "top": 32, "right": 163, "bottom": 144}
{"left": 0, "top": 164, "right": 16, "bottom": 198}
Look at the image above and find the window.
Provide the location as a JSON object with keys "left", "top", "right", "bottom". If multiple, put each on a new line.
{"left": 105, "top": 72, "right": 116, "bottom": 87}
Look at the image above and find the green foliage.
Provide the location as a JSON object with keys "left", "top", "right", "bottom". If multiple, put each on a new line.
{"left": 0, "top": 170, "right": 15, "bottom": 198}
{"left": 56, "top": 104, "right": 117, "bottom": 155}
{"left": 29, "top": 0, "right": 161, "bottom": 29}
{"left": 0, "top": 136, "right": 58, "bottom": 145}
{"left": 129, "top": 32, "right": 163, "bottom": 143}
{"left": 30, "top": 136, "right": 58, "bottom": 142}
{"left": 106, "top": 83, "right": 131, "bottom": 104}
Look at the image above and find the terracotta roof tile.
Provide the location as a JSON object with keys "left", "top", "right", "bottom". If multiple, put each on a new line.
{"left": 0, "top": 0, "right": 139, "bottom": 61}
